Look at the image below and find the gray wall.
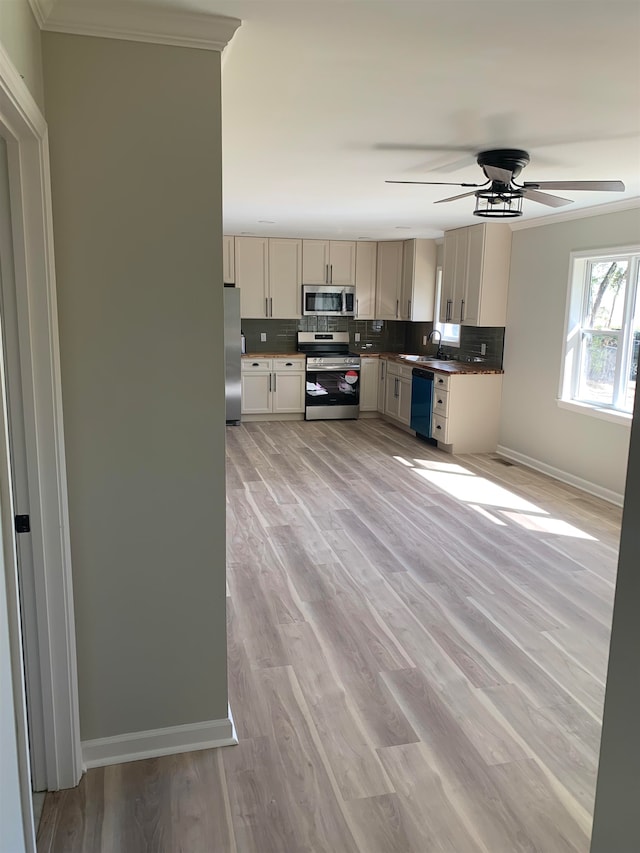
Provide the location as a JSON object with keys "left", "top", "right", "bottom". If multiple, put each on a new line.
{"left": 500, "top": 208, "right": 640, "bottom": 499}
{"left": 42, "top": 33, "right": 228, "bottom": 739}
{"left": 590, "top": 393, "right": 640, "bottom": 851}
{"left": 0, "top": 0, "right": 44, "bottom": 110}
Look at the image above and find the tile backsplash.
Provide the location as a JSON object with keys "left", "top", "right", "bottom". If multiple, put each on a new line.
{"left": 241, "top": 317, "right": 505, "bottom": 368}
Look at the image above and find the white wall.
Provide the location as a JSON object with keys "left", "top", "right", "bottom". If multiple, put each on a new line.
{"left": 42, "top": 33, "right": 229, "bottom": 741}
{"left": 500, "top": 207, "right": 640, "bottom": 500}
{"left": 0, "top": 0, "right": 43, "bottom": 109}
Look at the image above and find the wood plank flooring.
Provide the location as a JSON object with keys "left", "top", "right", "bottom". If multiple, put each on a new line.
{"left": 38, "top": 418, "right": 621, "bottom": 852}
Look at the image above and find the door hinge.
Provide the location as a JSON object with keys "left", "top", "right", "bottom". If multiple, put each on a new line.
{"left": 15, "top": 514, "right": 30, "bottom": 534}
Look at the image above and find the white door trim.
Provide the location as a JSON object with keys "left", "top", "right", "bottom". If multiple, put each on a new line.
{"left": 0, "top": 40, "right": 82, "bottom": 795}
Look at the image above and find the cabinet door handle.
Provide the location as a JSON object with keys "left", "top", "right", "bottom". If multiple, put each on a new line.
{"left": 265, "top": 297, "right": 269, "bottom": 317}
{"left": 356, "top": 299, "right": 359, "bottom": 318}
{"left": 446, "top": 299, "right": 452, "bottom": 322}
{"left": 396, "top": 299, "right": 399, "bottom": 319}
{"left": 408, "top": 299, "right": 411, "bottom": 318}
{"left": 285, "top": 362, "right": 292, "bottom": 366}
{"left": 460, "top": 299, "right": 464, "bottom": 323}
{"left": 330, "top": 264, "right": 333, "bottom": 283}
{"left": 381, "top": 363, "right": 385, "bottom": 380}
{"left": 269, "top": 374, "right": 272, "bottom": 392}
{"left": 325, "top": 263, "right": 329, "bottom": 284}
{"left": 273, "top": 372, "right": 277, "bottom": 392}
{"left": 252, "top": 362, "right": 259, "bottom": 367}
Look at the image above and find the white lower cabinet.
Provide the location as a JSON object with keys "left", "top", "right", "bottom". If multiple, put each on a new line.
{"left": 430, "top": 372, "right": 503, "bottom": 453}
{"left": 359, "top": 357, "right": 379, "bottom": 411}
{"left": 241, "top": 358, "right": 305, "bottom": 416}
{"left": 384, "top": 361, "right": 413, "bottom": 426}
{"left": 377, "top": 359, "right": 387, "bottom": 413}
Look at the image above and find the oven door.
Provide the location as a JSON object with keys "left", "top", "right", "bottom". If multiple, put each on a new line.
{"left": 305, "top": 366, "right": 360, "bottom": 419}
{"left": 302, "top": 285, "right": 356, "bottom": 316}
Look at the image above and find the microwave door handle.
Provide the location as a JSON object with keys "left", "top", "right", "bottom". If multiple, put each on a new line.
{"left": 341, "top": 289, "right": 346, "bottom": 315}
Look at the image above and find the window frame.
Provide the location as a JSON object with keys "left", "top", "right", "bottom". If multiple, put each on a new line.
{"left": 559, "top": 245, "right": 640, "bottom": 423}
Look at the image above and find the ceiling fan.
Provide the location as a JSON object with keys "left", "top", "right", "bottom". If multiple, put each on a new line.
{"left": 385, "top": 149, "right": 625, "bottom": 218}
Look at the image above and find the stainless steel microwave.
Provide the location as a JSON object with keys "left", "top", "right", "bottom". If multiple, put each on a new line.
{"left": 302, "top": 284, "right": 356, "bottom": 317}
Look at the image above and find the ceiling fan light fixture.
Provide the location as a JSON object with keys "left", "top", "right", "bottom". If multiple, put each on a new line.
{"left": 473, "top": 188, "right": 523, "bottom": 218}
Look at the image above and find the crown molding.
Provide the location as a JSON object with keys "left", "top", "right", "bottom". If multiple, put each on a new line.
{"left": 41, "top": 1, "right": 241, "bottom": 53}
{"left": 27, "top": 0, "right": 55, "bottom": 28}
{"left": 509, "top": 197, "right": 640, "bottom": 231}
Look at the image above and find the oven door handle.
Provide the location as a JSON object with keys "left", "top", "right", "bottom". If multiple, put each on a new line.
{"left": 307, "top": 365, "right": 361, "bottom": 372}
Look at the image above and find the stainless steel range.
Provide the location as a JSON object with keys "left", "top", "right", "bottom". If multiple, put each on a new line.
{"left": 297, "top": 332, "right": 360, "bottom": 420}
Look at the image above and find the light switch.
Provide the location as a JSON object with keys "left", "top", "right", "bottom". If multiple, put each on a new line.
{"left": 355, "top": 332, "right": 361, "bottom": 342}
{"left": 260, "top": 332, "right": 267, "bottom": 342}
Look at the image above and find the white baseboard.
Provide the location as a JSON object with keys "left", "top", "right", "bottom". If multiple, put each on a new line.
{"left": 82, "top": 705, "right": 238, "bottom": 769}
{"left": 495, "top": 445, "right": 624, "bottom": 507}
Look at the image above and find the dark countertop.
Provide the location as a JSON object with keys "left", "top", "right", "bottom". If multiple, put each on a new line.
{"left": 361, "top": 352, "right": 504, "bottom": 375}
{"left": 243, "top": 351, "right": 503, "bottom": 375}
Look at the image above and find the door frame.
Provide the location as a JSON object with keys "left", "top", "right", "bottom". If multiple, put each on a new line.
{"left": 0, "top": 40, "right": 82, "bottom": 800}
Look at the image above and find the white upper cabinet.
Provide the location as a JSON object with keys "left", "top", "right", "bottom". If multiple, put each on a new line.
{"left": 400, "top": 239, "right": 437, "bottom": 321}
{"left": 235, "top": 236, "right": 269, "bottom": 318}
{"left": 440, "top": 227, "right": 468, "bottom": 324}
{"left": 463, "top": 223, "right": 511, "bottom": 326}
{"left": 302, "top": 240, "right": 356, "bottom": 285}
{"left": 223, "top": 235, "right": 235, "bottom": 284}
{"left": 269, "top": 238, "right": 302, "bottom": 319}
{"left": 375, "top": 241, "right": 404, "bottom": 320}
{"left": 235, "top": 236, "right": 302, "bottom": 319}
{"left": 355, "top": 241, "right": 377, "bottom": 320}
{"left": 441, "top": 223, "right": 511, "bottom": 326}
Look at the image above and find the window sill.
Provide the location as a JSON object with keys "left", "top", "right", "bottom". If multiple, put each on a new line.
{"left": 557, "top": 398, "right": 633, "bottom": 426}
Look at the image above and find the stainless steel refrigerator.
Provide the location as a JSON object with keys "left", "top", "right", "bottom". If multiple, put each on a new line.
{"left": 224, "top": 286, "right": 241, "bottom": 424}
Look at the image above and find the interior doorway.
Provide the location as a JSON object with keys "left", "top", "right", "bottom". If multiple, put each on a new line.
{"left": 0, "top": 132, "right": 46, "bottom": 822}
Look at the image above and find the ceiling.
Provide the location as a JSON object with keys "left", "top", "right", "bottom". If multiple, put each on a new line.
{"left": 71, "top": 0, "right": 640, "bottom": 238}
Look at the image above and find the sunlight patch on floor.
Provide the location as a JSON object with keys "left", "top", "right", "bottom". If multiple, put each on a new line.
{"left": 393, "top": 454, "right": 598, "bottom": 540}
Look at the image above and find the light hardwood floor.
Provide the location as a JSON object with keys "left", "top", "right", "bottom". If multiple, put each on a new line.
{"left": 38, "top": 419, "right": 621, "bottom": 852}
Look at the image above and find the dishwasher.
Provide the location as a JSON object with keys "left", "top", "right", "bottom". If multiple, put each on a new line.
{"left": 410, "top": 367, "right": 435, "bottom": 441}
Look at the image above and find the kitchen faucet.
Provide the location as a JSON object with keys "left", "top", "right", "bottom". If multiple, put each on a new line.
{"left": 427, "top": 329, "right": 445, "bottom": 359}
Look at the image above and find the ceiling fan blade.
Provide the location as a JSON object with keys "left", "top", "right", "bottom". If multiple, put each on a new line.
{"left": 483, "top": 164, "right": 513, "bottom": 184}
{"left": 375, "top": 143, "right": 478, "bottom": 153}
{"left": 385, "top": 180, "right": 483, "bottom": 187}
{"left": 434, "top": 190, "right": 480, "bottom": 204}
{"left": 522, "top": 188, "right": 573, "bottom": 208}
{"left": 524, "top": 180, "right": 625, "bottom": 192}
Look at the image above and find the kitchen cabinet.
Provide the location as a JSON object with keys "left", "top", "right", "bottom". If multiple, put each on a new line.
{"left": 384, "top": 361, "right": 412, "bottom": 426}
{"left": 441, "top": 223, "right": 511, "bottom": 326}
{"left": 269, "top": 239, "right": 303, "bottom": 318}
{"left": 236, "top": 237, "right": 268, "bottom": 318}
{"left": 440, "top": 227, "right": 468, "bottom": 324}
{"left": 463, "top": 223, "right": 511, "bottom": 326}
{"left": 400, "top": 239, "right": 437, "bottom": 321}
{"left": 430, "top": 371, "right": 503, "bottom": 453}
{"left": 355, "top": 241, "right": 377, "bottom": 319}
{"left": 241, "top": 357, "right": 305, "bottom": 416}
{"left": 235, "top": 237, "right": 301, "bottom": 319}
{"left": 375, "top": 241, "right": 404, "bottom": 320}
{"left": 377, "top": 359, "right": 387, "bottom": 413}
{"left": 359, "top": 357, "right": 379, "bottom": 411}
{"left": 302, "top": 240, "right": 356, "bottom": 286}
{"left": 223, "top": 235, "right": 235, "bottom": 283}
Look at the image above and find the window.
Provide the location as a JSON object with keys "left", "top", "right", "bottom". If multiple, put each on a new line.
{"left": 433, "top": 268, "right": 460, "bottom": 346}
{"left": 561, "top": 248, "right": 640, "bottom": 418}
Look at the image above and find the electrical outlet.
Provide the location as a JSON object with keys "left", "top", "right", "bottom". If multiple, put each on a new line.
{"left": 422, "top": 335, "right": 427, "bottom": 345}
{"left": 355, "top": 332, "right": 361, "bottom": 342}
{"left": 260, "top": 332, "right": 267, "bottom": 342}
{"left": 480, "top": 343, "right": 487, "bottom": 355}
